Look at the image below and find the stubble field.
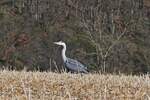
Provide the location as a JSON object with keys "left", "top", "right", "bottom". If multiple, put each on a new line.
{"left": 0, "top": 70, "right": 150, "bottom": 100}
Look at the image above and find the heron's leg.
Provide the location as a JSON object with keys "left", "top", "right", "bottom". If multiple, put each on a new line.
{"left": 65, "top": 67, "right": 70, "bottom": 73}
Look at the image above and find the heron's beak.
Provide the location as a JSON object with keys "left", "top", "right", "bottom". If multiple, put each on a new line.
{"left": 54, "top": 42, "right": 59, "bottom": 45}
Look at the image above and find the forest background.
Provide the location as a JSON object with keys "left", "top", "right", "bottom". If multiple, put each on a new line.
{"left": 0, "top": 0, "right": 150, "bottom": 74}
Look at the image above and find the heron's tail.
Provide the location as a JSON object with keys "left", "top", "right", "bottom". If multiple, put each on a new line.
{"left": 82, "top": 69, "right": 89, "bottom": 74}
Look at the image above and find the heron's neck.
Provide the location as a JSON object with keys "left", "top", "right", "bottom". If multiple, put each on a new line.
{"left": 62, "top": 44, "right": 67, "bottom": 62}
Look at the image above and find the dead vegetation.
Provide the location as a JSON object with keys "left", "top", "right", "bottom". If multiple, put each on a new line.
{"left": 0, "top": 71, "right": 150, "bottom": 100}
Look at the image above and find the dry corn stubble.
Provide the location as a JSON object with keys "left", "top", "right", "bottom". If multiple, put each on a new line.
{"left": 0, "top": 70, "right": 150, "bottom": 100}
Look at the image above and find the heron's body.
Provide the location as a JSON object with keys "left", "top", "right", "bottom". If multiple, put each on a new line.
{"left": 54, "top": 41, "right": 88, "bottom": 73}
{"left": 65, "top": 58, "right": 88, "bottom": 73}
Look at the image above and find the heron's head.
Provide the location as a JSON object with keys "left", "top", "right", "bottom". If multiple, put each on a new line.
{"left": 54, "top": 41, "right": 66, "bottom": 46}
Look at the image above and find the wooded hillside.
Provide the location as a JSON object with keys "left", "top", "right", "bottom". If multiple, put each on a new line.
{"left": 0, "top": 0, "right": 150, "bottom": 74}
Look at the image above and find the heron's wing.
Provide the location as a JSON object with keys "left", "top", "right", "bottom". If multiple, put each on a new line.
{"left": 67, "top": 58, "right": 87, "bottom": 69}
{"left": 65, "top": 58, "right": 87, "bottom": 72}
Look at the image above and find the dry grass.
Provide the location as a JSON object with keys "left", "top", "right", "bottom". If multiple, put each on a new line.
{"left": 0, "top": 71, "right": 150, "bottom": 100}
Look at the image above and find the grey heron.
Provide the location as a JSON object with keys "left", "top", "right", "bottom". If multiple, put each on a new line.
{"left": 54, "top": 41, "right": 88, "bottom": 73}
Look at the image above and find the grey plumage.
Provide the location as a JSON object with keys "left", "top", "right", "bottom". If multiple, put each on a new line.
{"left": 54, "top": 41, "right": 88, "bottom": 73}
{"left": 65, "top": 58, "right": 88, "bottom": 73}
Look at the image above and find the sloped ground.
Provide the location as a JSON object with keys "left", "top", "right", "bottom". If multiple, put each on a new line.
{"left": 0, "top": 71, "right": 150, "bottom": 100}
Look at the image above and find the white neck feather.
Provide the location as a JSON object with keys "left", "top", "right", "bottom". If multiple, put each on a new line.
{"left": 62, "top": 44, "right": 67, "bottom": 62}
